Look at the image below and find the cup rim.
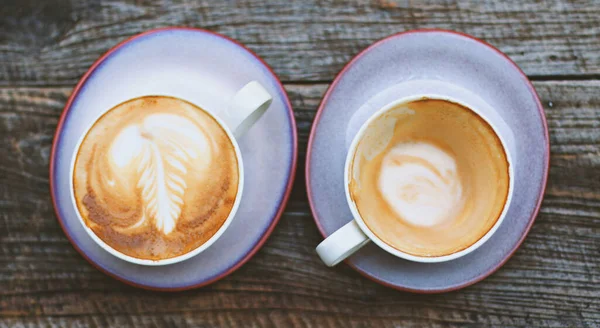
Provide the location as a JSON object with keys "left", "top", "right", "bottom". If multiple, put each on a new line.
{"left": 344, "top": 94, "right": 515, "bottom": 263}
{"left": 68, "top": 95, "right": 245, "bottom": 266}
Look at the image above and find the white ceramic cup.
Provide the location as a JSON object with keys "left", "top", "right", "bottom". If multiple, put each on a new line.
{"left": 70, "top": 81, "right": 272, "bottom": 266}
{"left": 316, "top": 93, "right": 515, "bottom": 266}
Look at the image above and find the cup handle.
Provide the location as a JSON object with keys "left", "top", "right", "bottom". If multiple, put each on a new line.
{"left": 219, "top": 81, "right": 273, "bottom": 137}
{"left": 316, "top": 220, "right": 370, "bottom": 266}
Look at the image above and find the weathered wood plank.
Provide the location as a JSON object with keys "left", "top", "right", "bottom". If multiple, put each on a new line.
{"left": 0, "top": 81, "right": 599, "bottom": 327}
{"left": 1, "top": 0, "right": 600, "bottom": 85}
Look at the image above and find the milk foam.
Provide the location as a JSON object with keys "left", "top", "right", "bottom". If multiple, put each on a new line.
{"left": 350, "top": 99, "right": 510, "bottom": 257}
{"left": 73, "top": 96, "right": 240, "bottom": 260}
{"left": 377, "top": 142, "right": 463, "bottom": 227}
{"left": 107, "top": 114, "right": 212, "bottom": 234}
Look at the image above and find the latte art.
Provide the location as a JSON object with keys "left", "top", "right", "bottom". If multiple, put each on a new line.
{"left": 107, "top": 113, "right": 211, "bottom": 234}
{"left": 349, "top": 99, "right": 509, "bottom": 257}
{"left": 73, "top": 97, "right": 239, "bottom": 261}
{"left": 378, "top": 142, "right": 463, "bottom": 227}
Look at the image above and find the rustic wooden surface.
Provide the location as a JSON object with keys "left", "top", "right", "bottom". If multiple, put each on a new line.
{"left": 1, "top": 0, "right": 599, "bottom": 327}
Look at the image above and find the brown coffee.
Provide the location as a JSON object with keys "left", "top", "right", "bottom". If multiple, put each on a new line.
{"left": 73, "top": 96, "right": 239, "bottom": 261}
{"left": 349, "top": 99, "right": 510, "bottom": 257}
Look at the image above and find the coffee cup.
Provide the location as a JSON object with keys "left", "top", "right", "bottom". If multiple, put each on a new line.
{"left": 316, "top": 93, "right": 514, "bottom": 266}
{"left": 70, "top": 81, "right": 272, "bottom": 266}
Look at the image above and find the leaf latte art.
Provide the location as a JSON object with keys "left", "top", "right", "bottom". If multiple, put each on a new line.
{"left": 349, "top": 99, "right": 510, "bottom": 257}
{"left": 73, "top": 97, "right": 239, "bottom": 261}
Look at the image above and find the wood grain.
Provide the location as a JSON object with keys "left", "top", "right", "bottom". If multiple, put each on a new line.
{"left": 1, "top": 0, "right": 600, "bottom": 85}
{"left": 0, "top": 82, "right": 599, "bottom": 327}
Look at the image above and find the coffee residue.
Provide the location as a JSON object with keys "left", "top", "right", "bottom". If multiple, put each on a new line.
{"left": 349, "top": 99, "right": 510, "bottom": 257}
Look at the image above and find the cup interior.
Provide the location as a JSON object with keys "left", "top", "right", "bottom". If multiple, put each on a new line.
{"left": 344, "top": 94, "right": 515, "bottom": 263}
{"left": 68, "top": 95, "right": 245, "bottom": 266}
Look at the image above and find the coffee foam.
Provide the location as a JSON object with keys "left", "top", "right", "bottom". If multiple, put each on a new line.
{"left": 378, "top": 142, "right": 463, "bottom": 227}
{"left": 73, "top": 96, "right": 239, "bottom": 261}
{"left": 349, "top": 99, "right": 509, "bottom": 257}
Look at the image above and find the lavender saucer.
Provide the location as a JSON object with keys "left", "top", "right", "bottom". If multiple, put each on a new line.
{"left": 306, "top": 29, "right": 549, "bottom": 293}
{"left": 50, "top": 28, "right": 297, "bottom": 291}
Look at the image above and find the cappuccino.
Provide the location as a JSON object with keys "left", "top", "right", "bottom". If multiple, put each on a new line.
{"left": 349, "top": 99, "right": 509, "bottom": 257}
{"left": 73, "top": 96, "right": 239, "bottom": 261}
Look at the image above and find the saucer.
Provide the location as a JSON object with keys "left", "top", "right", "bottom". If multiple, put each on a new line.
{"left": 50, "top": 28, "right": 297, "bottom": 290}
{"left": 306, "top": 29, "right": 549, "bottom": 293}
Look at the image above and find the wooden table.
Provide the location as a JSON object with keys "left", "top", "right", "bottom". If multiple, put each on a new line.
{"left": 1, "top": 1, "right": 599, "bottom": 327}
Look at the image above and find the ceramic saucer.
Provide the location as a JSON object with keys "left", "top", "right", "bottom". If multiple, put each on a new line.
{"left": 50, "top": 27, "right": 297, "bottom": 291}
{"left": 306, "top": 29, "right": 549, "bottom": 293}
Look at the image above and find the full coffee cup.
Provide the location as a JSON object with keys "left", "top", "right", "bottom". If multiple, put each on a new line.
{"left": 70, "top": 81, "right": 272, "bottom": 266}
{"left": 316, "top": 93, "right": 514, "bottom": 266}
